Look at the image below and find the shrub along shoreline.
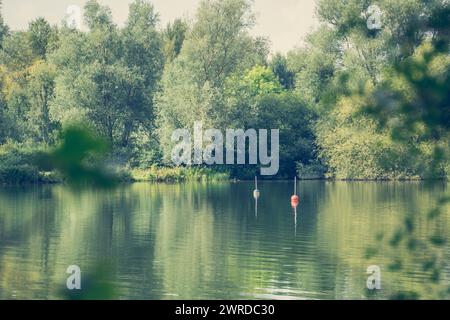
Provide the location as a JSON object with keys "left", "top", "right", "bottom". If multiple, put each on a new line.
{"left": 0, "top": 163, "right": 231, "bottom": 185}
{"left": 0, "top": 142, "right": 447, "bottom": 185}
{"left": 1, "top": 164, "right": 447, "bottom": 186}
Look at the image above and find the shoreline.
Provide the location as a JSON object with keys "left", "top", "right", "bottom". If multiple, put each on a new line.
{"left": 1, "top": 172, "right": 448, "bottom": 187}
{"left": 1, "top": 160, "right": 448, "bottom": 186}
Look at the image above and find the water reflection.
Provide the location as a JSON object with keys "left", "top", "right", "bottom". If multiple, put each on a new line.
{"left": 293, "top": 206, "right": 298, "bottom": 237}
{"left": 253, "top": 177, "right": 260, "bottom": 219}
{"left": 0, "top": 181, "right": 448, "bottom": 299}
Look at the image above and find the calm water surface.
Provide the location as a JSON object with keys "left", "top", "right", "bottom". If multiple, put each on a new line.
{"left": 0, "top": 181, "right": 449, "bottom": 299}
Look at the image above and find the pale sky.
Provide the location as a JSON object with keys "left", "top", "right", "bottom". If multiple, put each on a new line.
{"left": 2, "top": 0, "right": 318, "bottom": 53}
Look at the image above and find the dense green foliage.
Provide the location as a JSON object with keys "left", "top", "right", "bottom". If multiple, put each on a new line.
{"left": 290, "top": 0, "right": 450, "bottom": 180}
{"left": 0, "top": 0, "right": 449, "bottom": 182}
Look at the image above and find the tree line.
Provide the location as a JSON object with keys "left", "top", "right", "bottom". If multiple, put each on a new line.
{"left": 0, "top": 0, "right": 448, "bottom": 182}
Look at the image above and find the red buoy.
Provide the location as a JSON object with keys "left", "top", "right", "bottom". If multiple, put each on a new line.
{"left": 291, "top": 195, "right": 299, "bottom": 208}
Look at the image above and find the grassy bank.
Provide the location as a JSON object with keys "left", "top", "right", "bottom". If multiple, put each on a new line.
{"left": 1, "top": 143, "right": 228, "bottom": 184}
{"left": 1, "top": 164, "right": 230, "bottom": 185}
{"left": 125, "top": 166, "right": 230, "bottom": 183}
{"left": 0, "top": 146, "right": 230, "bottom": 185}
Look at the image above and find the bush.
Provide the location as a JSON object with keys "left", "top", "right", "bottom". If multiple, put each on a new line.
{"left": 129, "top": 166, "right": 230, "bottom": 182}
{"left": 0, "top": 164, "right": 40, "bottom": 183}
{"left": 314, "top": 95, "right": 448, "bottom": 180}
{"left": 296, "top": 162, "right": 327, "bottom": 180}
{"left": 0, "top": 142, "right": 60, "bottom": 184}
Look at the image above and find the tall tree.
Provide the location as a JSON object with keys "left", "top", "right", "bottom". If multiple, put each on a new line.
{"left": 26, "top": 60, "right": 57, "bottom": 144}
{"left": 0, "top": 31, "right": 34, "bottom": 142}
{"left": 83, "top": 0, "right": 114, "bottom": 31}
{"left": 28, "top": 18, "right": 52, "bottom": 58}
{"left": 49, "top": 0, "right": 163, "bottom": 158}
{"left": 122, "top": 0, "right": 164, "bottom": 116}
{"left": 182, "top": 0, "right": 268, "bottom": 87}
{"left": 269, "top": 53, "right": 294, "bottom": 90}
{"left": 120, "top": 0, "right": 164, "bottom": 154}
{"left": 287, "top": 26, "right": 342, "bottom": 111}
{"left": 0, "top": 0, "right": 8, "bottom": 47}
{"left": 163, "top": 19, "right": 188, "bottom": 63}
{"left": 0, "top": 32, "right": 34, "bottom": 71}
{"left": 156, "top": 0, "right": 269, "bottom": 163}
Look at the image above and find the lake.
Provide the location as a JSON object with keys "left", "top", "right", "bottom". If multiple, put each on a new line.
{"left": 0, "top": 181, "right": 449, "bottom": 300}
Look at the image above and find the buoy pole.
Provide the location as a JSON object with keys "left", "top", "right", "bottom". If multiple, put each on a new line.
{"left": 291, "top": 176, "right": 299, "bottom": 208}
{"left": 294, "top": 176, "right": 297, "bottom": 195}
{"left": 253, "top": 176, "right": 260, "bottom": 218}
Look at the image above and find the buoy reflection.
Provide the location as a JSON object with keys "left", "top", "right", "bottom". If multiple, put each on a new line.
{"left": 293, "top": 205, "right": 298, "bottom": 236}
{"left": 253, "top": 176, "right": 260, "bottom": 218}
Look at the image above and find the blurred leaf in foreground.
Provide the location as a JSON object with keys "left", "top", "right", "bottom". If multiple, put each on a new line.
{"left": 36, "top": 126, "right": 118, "bottom": 188}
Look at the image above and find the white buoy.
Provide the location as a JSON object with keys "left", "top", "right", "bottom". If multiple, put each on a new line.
{"left": 253, "top": 176, "right": 260, "bottom": 199}
{"left": 253, "top": 176, "right": 259, "bottom": 218}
